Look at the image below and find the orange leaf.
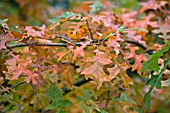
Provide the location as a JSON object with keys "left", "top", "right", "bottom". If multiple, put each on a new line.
{"left": 81, "top": 62, "right": 110, "bottom": 89}
{"left": 107, "top": 65, "right": 120, "bottom": 80}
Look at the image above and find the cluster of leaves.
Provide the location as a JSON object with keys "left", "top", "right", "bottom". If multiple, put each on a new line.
{"left": 0, "top": 0, "right": 170, "bottom": 113}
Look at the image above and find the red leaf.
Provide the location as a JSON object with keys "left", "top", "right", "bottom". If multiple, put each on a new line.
{"left": 5, "top": 53, "right": 38, "bottom": 84}
{"left": 72, "top": 41, "right": 90, "bottom": 61}
{"left": 86, "top": 49, "right": 112, "bottom": 65}
{"left": 0, "top": 34, "right": 14, "bottom": 50}
{"left": 25, "top": 25, "right": 45, "bottom": 37}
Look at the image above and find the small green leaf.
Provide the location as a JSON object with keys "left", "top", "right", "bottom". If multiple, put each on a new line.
{"left": 0, "top": 18, "right": 8, "bottom": 26}
{"left": 118, "top": 26, "right": 125, "bottom": 32}
{"left": 89, "top": 2, "right": 104, "bottom": 14}
{"left": 48, "top": 12, "right": 82, "bottom": 24}
{"left": 116, "top": 93, "right": 136, "bottom": 105}
{"left": 47, "top": 101, "right": 58, "bottom": 109}
{"left": 57, "top": 110, "right": 67, "bottom": 113}
{"left": 141, "top": 42, "right": 170, "bottom": 72}
{"left": 100, "top": 108, "right": 108, "bottom": 113}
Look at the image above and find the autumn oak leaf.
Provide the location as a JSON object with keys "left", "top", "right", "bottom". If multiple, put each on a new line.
{"left": 81, "top": 49, "right": 112, "bottom": 89}
{"left": 5, "top": 54, "right": 38, "bottom": 84}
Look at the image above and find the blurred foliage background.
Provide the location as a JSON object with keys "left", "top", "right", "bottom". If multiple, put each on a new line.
{"left": 0, "top": 0, "right": 141, "bottom": 26}
{"left": 0, "top": 0, "right": 170, "bottom": 113}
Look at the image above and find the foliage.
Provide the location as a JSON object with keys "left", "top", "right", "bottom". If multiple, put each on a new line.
{"left": 0, "top": 0, "right": 170, "bottom": 113}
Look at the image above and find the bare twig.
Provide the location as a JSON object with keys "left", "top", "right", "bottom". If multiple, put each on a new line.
{"left": 31, "top": 83, "right": 48, "bottom": 113}
{"left": 86, "top": 20, "right": 94, "bottom": 40}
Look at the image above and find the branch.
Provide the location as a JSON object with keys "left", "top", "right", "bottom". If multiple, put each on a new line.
{"left": 1, "top": 30, "right": 150, "bottom": 53}
{"left": 86, "top": 20, "right": 94, "bottom": 40}
{"left": 8, "top": 43, "right": 68, "bottom": 48}
{"left": 31, "top": 83, "right": 48, "bottom": 113}
{"left": 62, "top": 77, "right": 92, "bottom": 94}
{"left": 6, "top": 39, "right": 151, "bottom": 54}
{"left": 125, "top": 40, "right": 153, "bottom": 55}
{"left": 10, "top": 81, "right": 26, "bottom": 89}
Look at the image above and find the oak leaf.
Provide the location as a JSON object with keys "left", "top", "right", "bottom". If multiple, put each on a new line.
{"left": 81, "top": 62, "right": 110, "bottom": 89}
{"left": 81, "top": 49, "right": 112, "bottom": 89}
{"left": 107, "top": 65, "right": 120, "bottom": 80}
{"left": 73, "top": 41, "right": 90, "bottom": 62}
{"left": 5, "top": 54, "right": 38, "bottom": 84}
{"left": 0, "top": 34, "right": 14, "bottom": 50}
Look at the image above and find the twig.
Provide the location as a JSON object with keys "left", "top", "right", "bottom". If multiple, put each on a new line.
{"left": 10, "top": 81, "right": 26, "bottom": 89}
{"left": 125, "top": 40, "right": 153, "bottom": 55}
{"left": 86, "top": 20, "right": 94, "bottom": 40}
{"left": 31, "top": 83, "right": 48, "bottom": 113}
{"left": 106, "top": 90, "right": 110, "bottom": 110}
{"left": 8, "top": 43, "right": 68, "bottom": 48}
{"left": 0, "top": 81, "right": 26, "bottom": 94}
{"left": 57, "top": 34, "right": 77, "bottom": 45}
{"left": 62, "top": 77, "right": 92, "bottom": 94}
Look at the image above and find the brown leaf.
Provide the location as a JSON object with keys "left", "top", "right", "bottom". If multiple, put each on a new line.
{"left": 107, "top": 65, "right": 120, "bottom": 80}
{"left": 81, "top": 49, "right": 112, "bottom": 89}
{"left": 72, "top": 41, "right": 90, "bottom": 61}
{"left": 121, "top": 71, "right": 132, "bottom": 87}
{"left": 86, "top": 49, "right": 112, "bottom": 65}
{"left": 55, "top": 51, "right": 70, "bottom": 61}
{"left": 81, "top": 62, "right": 110, "bottom": 89}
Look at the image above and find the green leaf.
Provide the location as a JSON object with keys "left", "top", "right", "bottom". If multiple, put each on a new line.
{"left": 57, "top": 110, "right": 67, "bottom": 113}
{"left": 0, "top": 18, "right": 8, "bottom": 26}
{"left": 140, "top": 59, "right": 170, "bottom": 113}
{"left": 100, "top": 108, "right": 108, "bottom": 113}
{"left": 146, "top": 74, "right": 162, "bottom": 89}
{"left": 45, "top": 85, "right": 61, "bottom": 109}
{"left": 44, "top": 85, "right": 61, "bottom": 100}
{"left": 89, "top": 2, "right": 104, "bottom": 14}
{"left": 58, "top": 100, "right": 71, "bottom": 108}
{"left": 47, "top": 101, "right": 58, "bottom": 109}
{"left": 115, "top": 93, "right": 136, "bottom": 105}
{"left": 141, "top": 89, "right": 152, "bottom": 111}
{"left": 45, "top": 84, "right": 71, "bottom": 111}
{"left": 118, "top": 26, "right": 125, "bottom": 32}
{"left": 141, "top": 42, "right": 170, "bottom": 72}
{"left": 0, "top": 93, "right": 10, "bottom": 102}
{"left": 79, "top": 104, "right": 91, "bottom": 113}
{"left": 48, "top": 12, "right": 82, "bottom": 24}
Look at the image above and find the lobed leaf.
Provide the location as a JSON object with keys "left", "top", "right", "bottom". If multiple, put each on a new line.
{"left": 141, "top": 42, "right": 170, "bottom": 72}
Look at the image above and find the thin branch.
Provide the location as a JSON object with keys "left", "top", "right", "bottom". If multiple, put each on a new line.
{"left": 57, "top": 34, "right": 77, "bottom": 45}
{"left": 0, "top": 81, "right": 26, "bottom": 94}
{"left": 62, "top": 77, "right": 92, "bottom": 94}
{"left": 2, "top": 32, "right": 153, "bottom": 55}
{"left": 10, "top": 81, "right": 26, "bottom": 89}
{"left": 31, "top": 83, "right": 48, "bottom": 113}
{"left": 8, "top": 43, "right": 68, "bottom": 48}
{"left": 86, "top": 20, "right": 94, "bottom": 40}
{"left": 125, "top": 40, "right": 153, "bottom": 55}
